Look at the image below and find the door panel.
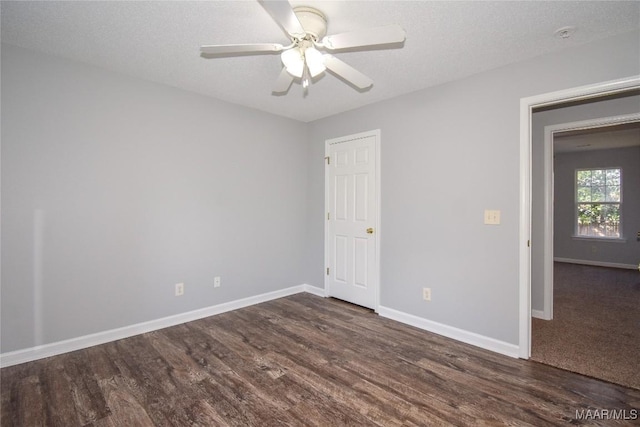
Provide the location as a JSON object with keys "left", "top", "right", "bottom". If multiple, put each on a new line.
{"left": 355, "top": 174, "right": 368, "bottom": 221}
{"left": 354, "top": 237, "right": 368, "bottom": 287}
{"left": 334, "top": 235, "right": 348, "bottom": 283}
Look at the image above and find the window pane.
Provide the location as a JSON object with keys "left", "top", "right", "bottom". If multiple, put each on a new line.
{"left": 577, "top": 170, "right": 592, "bottom": 186}
{"left": 606, "top": 169, "right": 620, "bottom": 185}
{"left": 577, "top": 186, "right": 591, "bottom": 202}
{"left": 591, "top": 169, "right": 605, "bottom": 186}
{"left": 577, "top": 203, "right": 598, "bottom": 236}
{"left": 577, "top": 204, "right": 597, "bottom": 224}
{"left": 591, "top": 186, "right": 605, "bottom": 202}
{"left": 606, "top": 185, "right": 620, "bottom": 202}
{"left": 577, "top": 203, "right": 620, "bottom": 238}
{"left": 601, "top": 204, "right": 620, "bottom": 238}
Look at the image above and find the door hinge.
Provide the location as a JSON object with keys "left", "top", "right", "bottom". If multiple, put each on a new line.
{"left": 325, "top": 156, "right": 330, "bottom": 165}
{"left": 327, "top": 212, "right": 330, "bottom": 220}
{"left": 528, "top": 240, "right": 531, "bottom": 247}
{"left": 326, "top": 267, "right": 330, "bottom": 275}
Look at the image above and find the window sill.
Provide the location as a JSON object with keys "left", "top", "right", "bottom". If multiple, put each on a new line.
{"left": 571, "top": 235, "right": 627, "bottom": 243}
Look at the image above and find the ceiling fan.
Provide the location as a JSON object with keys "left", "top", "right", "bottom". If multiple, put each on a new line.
{"left": 200, "top": 0, "right": 406, "bottom": 94}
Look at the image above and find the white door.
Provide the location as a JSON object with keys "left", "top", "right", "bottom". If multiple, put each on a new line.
{"left": 325, "top": 130, "right": 379, "bottom": 310}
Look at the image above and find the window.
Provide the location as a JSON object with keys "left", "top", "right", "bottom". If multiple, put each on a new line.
{"left": 576, "top": 168, "right": 621, "bottom": 238}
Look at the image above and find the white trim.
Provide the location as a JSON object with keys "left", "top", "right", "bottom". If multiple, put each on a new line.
{"left": 378, "top": 306, "right": 520, "bottom": 358}
{"left": 0, "top": 284, "right": 325, "bottom": 368}
{"left": 543, "top": 121, "right": 555, "bottom": 322}
{"left": 519, "top": 75, "right": 640, "bottom": 359}
{"left": 519, "top": 91, "right": 533, "bottom": 359}
{"left": 303, "top": 284, "right": 327, "bottom": 297}
{"left": 571, "top": 236, "right": 627, "bottom": 243}
{"left": 324, "top": 129, "right": 381, "bottom": 311}
{"left": 531, "top": 309, "right": 548, "bottom": 320}
{"left": 554, "top": 257, "right": 638, "bottom": 270}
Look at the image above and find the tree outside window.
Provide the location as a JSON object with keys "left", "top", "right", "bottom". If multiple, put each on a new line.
{"left": 576, "top": 168, "right": 621, "bottom": 238}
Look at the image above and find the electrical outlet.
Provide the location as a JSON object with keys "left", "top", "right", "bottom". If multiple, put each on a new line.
{"left": 175, "top": 283, "right": 184, "bottom": 296}
{"left": 214, "top": 276, "right": 221, "bottom": 288}
{"left": 423, "top": 287, "right": 431, "bottom": 301}
{"left": 484, "top": 209, "right": 501, "bottom": 225}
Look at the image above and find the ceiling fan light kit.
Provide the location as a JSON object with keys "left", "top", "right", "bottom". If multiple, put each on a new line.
{"left": 200, "top": 0, "right": 406, "bottom": 95}
{"left": 281, "top": 47, "right": 304, "bottom": 78}
{"left": 304, "top": 47, "right": 326, "bottom": 77}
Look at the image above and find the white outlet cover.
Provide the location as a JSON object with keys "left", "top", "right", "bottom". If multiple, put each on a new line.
{"left": 175, "top": 282, "right": 185, "bottom": 296}
{"left": 484, "top": 209, "right": 501, "bottom": 225}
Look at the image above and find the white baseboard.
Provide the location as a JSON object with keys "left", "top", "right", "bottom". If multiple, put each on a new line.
{"left": 303, "top": 284, "right": 326, "bottom": 297}
{"left": 554, "top": 257, "right": 638, "bottom": 270}
{"left": 3, "top": 285, "right": 521, "bottom": 367}
{"left": 1, "top": 284, "right": 325, "bottom": 368}
{"left": 531, "top": 309, "right": 550, "bottom": 320}
{"left": 377, "top": 305, "right": 520, "bottom": 358}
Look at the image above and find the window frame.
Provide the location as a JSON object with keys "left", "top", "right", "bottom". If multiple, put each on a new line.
{"left": 574, "top": 167, "right": 623, "bottom": 240}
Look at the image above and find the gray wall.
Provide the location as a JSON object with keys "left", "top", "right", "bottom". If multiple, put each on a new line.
{"left": 530, "top": 96, "right": 640, "bottom": 311}
{"left": 554, "top": 146, "right": 640, "bottom": 265}
{"left": 2, "top": 29, "right": 639, "bottom": 355}
{"left": 306, "top": 30, "right": 640, "bottom": 345}
{"left": 1, "top": 44, "right": 309, "bottom": 353}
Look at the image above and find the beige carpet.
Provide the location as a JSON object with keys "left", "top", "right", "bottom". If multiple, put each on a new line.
{"left": 531, "top": 262, "right": 640, "bottom": 390}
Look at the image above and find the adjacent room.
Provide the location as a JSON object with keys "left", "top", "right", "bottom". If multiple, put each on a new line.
{"left": 530, "top": 116, "right": 640, "bottom": 389}
{"left": 2, "top": 1, "right": 639, "bottom": 425}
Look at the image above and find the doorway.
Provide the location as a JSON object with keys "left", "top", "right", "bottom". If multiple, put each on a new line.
{"left": 539, "top": 114, "right": 640, "bottom": 320}
{"left": 518, "top": 75, "right": 640, "bottom": 359}
{"left": 324, "top": 130, "right": 380, "bottom": 310}
{"left": 531, "top": 117, "right": 640, "bottom": 389}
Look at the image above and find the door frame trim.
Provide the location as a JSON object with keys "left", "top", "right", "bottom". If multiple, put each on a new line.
{"left": 518, "top": 75, "right": 640, "bottom": 358}
{"left": 324, "top": 129, "right": 381, "bottom": 311}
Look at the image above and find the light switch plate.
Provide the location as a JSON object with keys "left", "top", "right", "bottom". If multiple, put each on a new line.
{"left": 484, "top": 210, "right": 501, "bottom": 225}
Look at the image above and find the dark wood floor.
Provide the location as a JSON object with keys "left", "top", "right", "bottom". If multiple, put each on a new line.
{"left": 2, "top": 294, "right": 638, "bottom": 426}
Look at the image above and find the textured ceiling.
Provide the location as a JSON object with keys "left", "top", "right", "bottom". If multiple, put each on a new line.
{"left": 2, "top": 1, "right": 639, "bottom": 122}
{"left": 555, "top": 122, "right": 640, "bottom": 153}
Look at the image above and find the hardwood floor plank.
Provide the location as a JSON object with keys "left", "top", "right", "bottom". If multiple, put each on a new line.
{"left": 184, "top": 399, "right": 231, "bottom": 427}
{"left": 94, "top": 376, "right": 155, "bottom": 427}
{"left": 40, "top": 357, "right": 84, "bottom": 426}
{"left": 2, "top": 293, "right": 639, "bottom": 426}
{"left": 84, "top": 345, "right": 123, "bottom": 381}
{"left": 62, "top": 351, "right": 110, "bottom": 424}
{"left": 14, "top": 375, "right": 47, "bottom": 427}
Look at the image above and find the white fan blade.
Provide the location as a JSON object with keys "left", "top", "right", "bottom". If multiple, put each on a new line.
{"left": 273, "top": 67, "right": 295, "bottom": 93}
{"left": 322, "top": 25, "right": 406, "bottom": 50}
{"left": 259, "top": 0, "right": 306, "bottom": 39}
{"left": 200, "top": 43, "right": 283, "bottom": 55}
{"left": 323, "top": 55, "right": 373, "bottom": 89}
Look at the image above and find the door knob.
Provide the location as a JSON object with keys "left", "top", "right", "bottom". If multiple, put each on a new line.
{"left": 366, "top": 228, "right": 374, "bottom": 234}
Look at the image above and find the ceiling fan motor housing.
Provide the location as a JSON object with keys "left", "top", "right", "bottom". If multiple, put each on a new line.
{"left": 293, "top": 7, "right": 327, "bottom": 40}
